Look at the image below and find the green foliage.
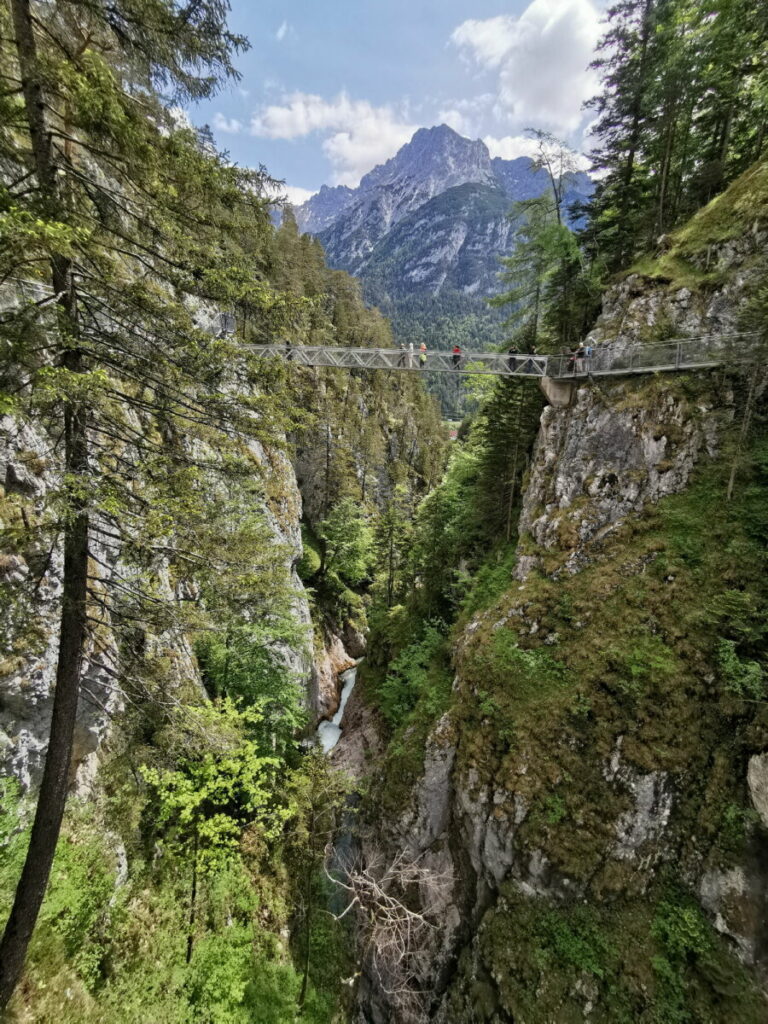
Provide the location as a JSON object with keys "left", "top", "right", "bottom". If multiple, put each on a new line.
{"left": 604, "top": 634, "right": 679, "bottom": 700}
{"left": 40, "top": 820, "right": 119, "bottom": 991}
{"left": 588, "top": 0, "right": 768, "bottom": 270}
{"left": 492, "top": 132, "right": 603, "bottom": 350}
{"left": 374, "top": 621, "right": 451, "bottom": 728}
{"left": 318, "top": 496, "right": 373, "bottom": 587}
{"left": 467, "top": 629, "right": 566, "bottom": 704}
{"left": 140, "top": 701, "right": 287, "bottom": 873}
{"left": 539, "top": 906, "right": 608, "bottom": 978}
{"left": 0, "top": 780, "right": 29, "bottom": 919}
{"left": 716, "top": 639, "right": 765, "bottom": 699}
{"left": 717, "top": 802, "right": 760, "bottom": 856}
{"left": 195, "top": 623, "right": 308, "bottom": 755}
{"left": 444, "top": 886, "right": 767, "bottom": 1023}
{"left": 460, "top": 542, "right": 519, "bottom": 618}
{"left": 297, "top": 523, "right": 323, "bottom": 581}
{"left": 185, "top": 928, "right": 301, "bottom": 1024}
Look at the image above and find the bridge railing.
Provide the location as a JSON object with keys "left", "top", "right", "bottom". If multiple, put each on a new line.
{"left": 246, "top": 344, "right": 549, "bottom": 376}
{"left": 246, "top": 331, "right": 762, "bottom": 379}
{"left": 547, "top": 331, "right": 761, "bottom": 378}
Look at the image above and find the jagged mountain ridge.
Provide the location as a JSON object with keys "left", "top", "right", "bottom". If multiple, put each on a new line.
{"left": 294, "top": 124, "right": 592, "bottom": 297}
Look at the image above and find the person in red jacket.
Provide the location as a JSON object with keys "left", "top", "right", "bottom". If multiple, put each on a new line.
{"left": 452, "top": 344, "right": 462, "bottom": 369}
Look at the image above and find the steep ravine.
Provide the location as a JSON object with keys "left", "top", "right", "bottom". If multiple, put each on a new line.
{"left": 351, "top": 238, "right": 768, "bottom": 1021}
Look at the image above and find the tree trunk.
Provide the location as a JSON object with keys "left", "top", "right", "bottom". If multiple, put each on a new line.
{"left": 0, "top": 0, "right": 89, "bottom": 1009}
{"left": 298, "top": 807, "right": 316, "bottom": 1010}
{"left": 186, "top": 824, "right": 199, "bottom": 964}
{"left": 656, "top": 93, "right": 679, "bottom": 239}
{"left": 616, "top": 0, "right": 654, "bottom": 264}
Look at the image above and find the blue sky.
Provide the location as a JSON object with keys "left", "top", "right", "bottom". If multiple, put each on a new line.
{"left": 189, "top": 0, "right": 605, "bottom": 204}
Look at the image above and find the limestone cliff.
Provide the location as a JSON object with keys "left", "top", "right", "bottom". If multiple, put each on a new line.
{"left": 0, "top": 411, "right": 314, "bottom": 791}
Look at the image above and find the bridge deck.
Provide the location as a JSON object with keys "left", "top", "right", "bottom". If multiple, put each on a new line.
{"left": 247, "top": 333, "right": 758, "bottom": 380}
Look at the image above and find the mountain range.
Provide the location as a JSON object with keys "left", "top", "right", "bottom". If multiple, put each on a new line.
{"left": 294, "top": 124, "right": 592, "bottom": 302}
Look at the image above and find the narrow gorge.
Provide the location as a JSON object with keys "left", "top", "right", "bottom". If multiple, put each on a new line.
{"left": 2, "top": 2, "right": 768, "bottom": 1022}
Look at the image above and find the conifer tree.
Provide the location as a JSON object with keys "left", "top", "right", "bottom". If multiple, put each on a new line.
{"left": 0, "top": 0, "right": 299, "bottom": 1005}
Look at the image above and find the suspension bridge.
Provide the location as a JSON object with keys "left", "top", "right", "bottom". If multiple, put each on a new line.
{"left": 246, "top": 331, "right": 760, "bottom": 381}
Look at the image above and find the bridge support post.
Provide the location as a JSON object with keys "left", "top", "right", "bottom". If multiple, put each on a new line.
{"left": 539, "top": 376, "right": 575, "bottom": 408}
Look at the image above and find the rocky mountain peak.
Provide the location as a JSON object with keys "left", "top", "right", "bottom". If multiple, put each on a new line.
{"left": 359, "top": 124, "right": 494, "bottom": 194}
{"left": 294, "top": 182, "right": 356, "bottom": 235}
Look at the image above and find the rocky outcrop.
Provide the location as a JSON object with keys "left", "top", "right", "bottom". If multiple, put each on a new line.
{"left": 331, "top": 684, "right": 384, "bottom": 778}
{"left": 312, "top": 630, "right": 357, "bottom": 723}
{"left": 515, "top": 378, "right": 725, "bottom": 580}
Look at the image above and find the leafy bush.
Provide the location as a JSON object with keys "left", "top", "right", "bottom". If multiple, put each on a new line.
{"left": 375, "top": 621, "right": 450, "bottom": 727}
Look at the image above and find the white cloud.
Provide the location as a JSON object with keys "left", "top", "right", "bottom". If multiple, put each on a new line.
{"left": 485, "top": 133, "right": 592, "bottom": 170}
{"left": 483, "top": 134, "right": 542, "bottom": 161}
{"left": 281, "top": 185, "right": 317, "bottom": 207}
{"left": 276, "top": 20, "right": 290, "bottom": 42}
{"left": 451, "top": 0, "right": 601, "bottom": 135}
{"left": 250, "top": 92, "right": 417, "bottom": 186}
{"left": 437, "top": 94, "right": 495, "bottom": 137}
{"left": 438, "top": 108, "right": 470, "bottom": 134}
{"left": 213, "top": 112, "right": 243, "bottom": 134}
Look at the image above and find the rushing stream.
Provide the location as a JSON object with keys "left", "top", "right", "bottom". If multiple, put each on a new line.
{"left": 316, "top": 666, "right": 357, "bottom": 753}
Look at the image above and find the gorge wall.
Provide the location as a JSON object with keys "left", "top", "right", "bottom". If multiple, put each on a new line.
{"left": 349, "top": 214, "right": 768, "bottom": 1022}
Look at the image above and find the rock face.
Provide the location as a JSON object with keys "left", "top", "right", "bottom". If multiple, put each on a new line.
{"left": 353, "top": 228, "right": 768, "bottom": 1020}
{"left": 294, "top": 182, "right": 355, "bottom": 234}
{"left": 0, "top": 414, "right": 127, "bottom": 791}
{"left": 515, "top": 379, "right": 724, "bottom": 580}
{"left": 0, "top": 415, "right": 314, "bottom": 792}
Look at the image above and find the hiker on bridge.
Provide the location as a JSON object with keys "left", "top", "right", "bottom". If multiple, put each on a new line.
{"left": 452, "top": 344, "right": 462, "bottom": 369}
{"left": 408, "top": 342, "right": 414, "bottom": 368}
{"left": 397, "top": 344, "right": 407, "bottom": 367}
{"left": 507, "top": 345, "right": 519, "bottom": 373}
{"left": 569, "top": 343, "right": 586, "bottom": 374}
{"left": 521, "top": 345, "right": 538, "bottom": 374}
{"left": 419, "top": 342, "right": 427, "bottom": 368}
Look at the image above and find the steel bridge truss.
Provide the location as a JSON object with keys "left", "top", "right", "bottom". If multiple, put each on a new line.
{"left": 246, "top": 332, "right": 761, "bottom": 380}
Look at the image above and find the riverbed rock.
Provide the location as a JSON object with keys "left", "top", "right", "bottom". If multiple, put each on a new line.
{"left": 331, "top": 684, "right": 384, "bottom": 778}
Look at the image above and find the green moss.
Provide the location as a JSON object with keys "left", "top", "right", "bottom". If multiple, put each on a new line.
{"left": 443, "top": 885, "right": 767, "bottom": 1023}
{"left": 296, "top": 522, "right": 322, "bottom": 581}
